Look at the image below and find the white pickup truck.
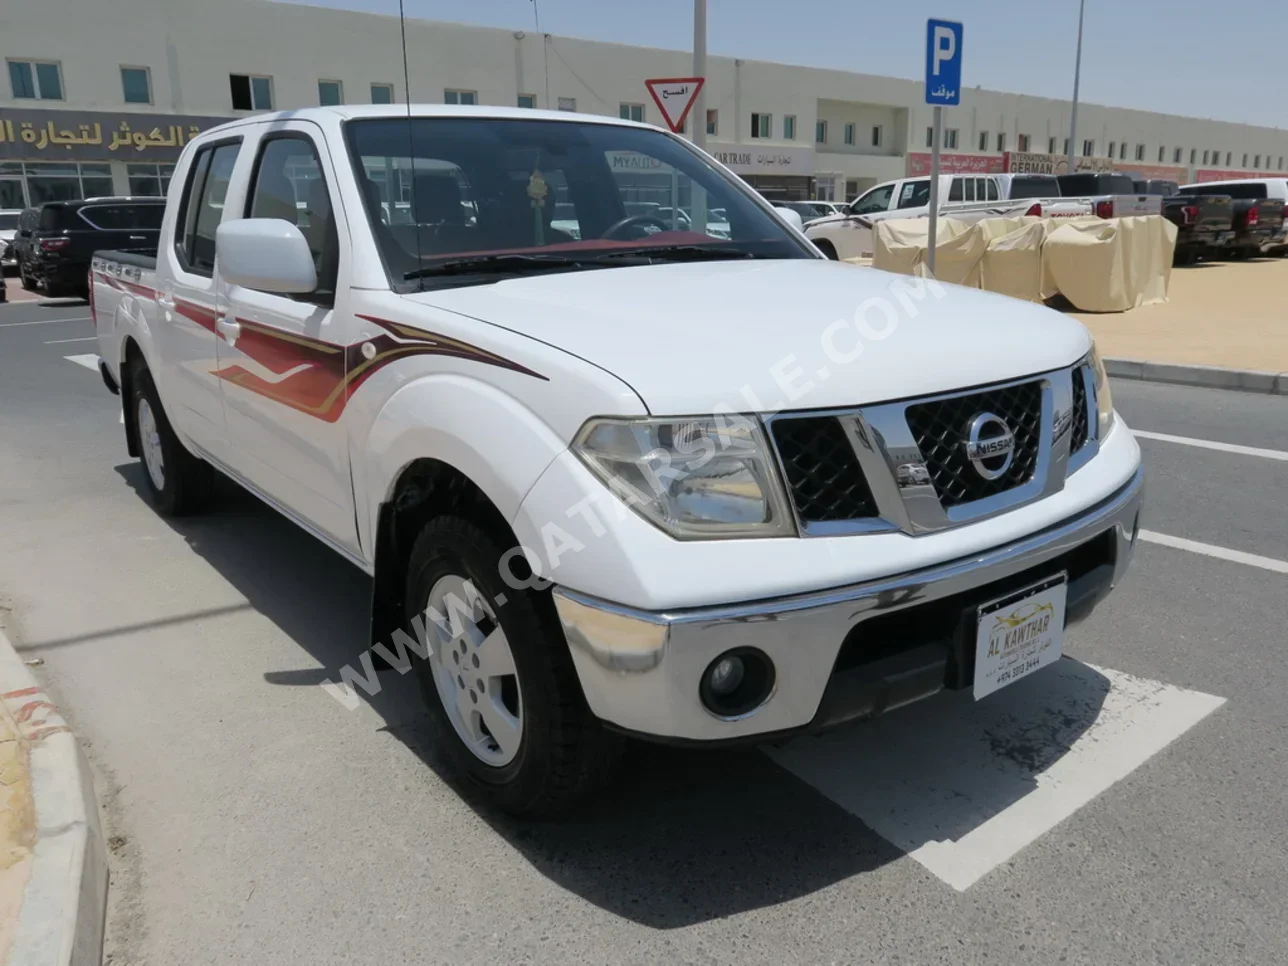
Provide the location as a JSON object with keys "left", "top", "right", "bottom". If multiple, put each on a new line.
{"left": 806, "top": 173, "right": 1094, "bottom": 260}
{"left": 91, "top": 106, "right": 1143, "bottom": 815}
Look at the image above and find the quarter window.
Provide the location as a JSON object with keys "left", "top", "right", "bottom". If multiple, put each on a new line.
{"left": 175, "top": 141, "right": 241, "bottom": 276}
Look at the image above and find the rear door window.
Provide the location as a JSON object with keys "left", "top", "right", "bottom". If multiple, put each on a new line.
{"left": 896, "top": 180, "right": 931, "bottom": 209}
{"left": 175, "top": 141, "right": 241, "bottom": 276}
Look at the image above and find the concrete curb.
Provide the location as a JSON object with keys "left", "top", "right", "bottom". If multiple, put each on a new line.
{"left": 0, "top": 632, "right": 107, "bottom": 966}
{"left": 1105, "top": 358, "right": 1287, "bottom": 395}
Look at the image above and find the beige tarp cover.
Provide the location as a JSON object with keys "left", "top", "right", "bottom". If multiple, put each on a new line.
{"left": 871, "top": 215, "right": 1178, "bottom": 311}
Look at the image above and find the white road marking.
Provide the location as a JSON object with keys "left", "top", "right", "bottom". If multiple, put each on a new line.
{"left": 63, "top": 354, "right": 99, "bottom": 371}
{"left": 1133, "top": 429, "right": 1288, "bottom": 463}
{"left": 767, "top": 661, "right": 1224, "bottom": 891}
{"left": 1139, "top": 530, "right": 1288, "bottom": 575}
{"left": 45, "top": 336, "right": 98, "bottom": 345}
{"left": 0, "top": 316, "right": 93, "bottom": 329}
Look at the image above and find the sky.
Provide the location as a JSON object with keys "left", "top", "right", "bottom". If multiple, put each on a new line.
{"left": 279, "top": 0, "right": 1285, "bottom": 130}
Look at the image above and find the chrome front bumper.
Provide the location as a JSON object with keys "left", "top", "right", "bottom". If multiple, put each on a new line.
{"left": 553, "top": 467, "right": 1144, "bottom": 743}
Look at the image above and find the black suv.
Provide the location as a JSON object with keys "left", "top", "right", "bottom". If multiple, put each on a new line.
{"left": 24, "top": 197, "right": 165, "bottom": 299}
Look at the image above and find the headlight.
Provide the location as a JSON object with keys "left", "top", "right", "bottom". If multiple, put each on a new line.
{"left": 1089, "top": 344, "right": 1115, "bottom": 438}
{"left": 571, "top": 416, "right": 796, "bottom": 539}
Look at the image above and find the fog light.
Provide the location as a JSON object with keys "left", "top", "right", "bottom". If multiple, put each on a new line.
{"left": 708, "top": 656, "right": 744, "bottom": 695}
{"left": 699, "top": 648, "right": 775, "bottom": 719}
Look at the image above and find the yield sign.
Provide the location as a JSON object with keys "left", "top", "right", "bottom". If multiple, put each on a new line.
{"left": 645, "top": 77, "right": 705, "bottom": 133}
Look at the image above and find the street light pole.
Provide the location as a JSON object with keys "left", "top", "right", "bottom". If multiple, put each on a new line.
{"left": 693, "top": 0, "right": 707, "bottom": 153}
{"left": 1067, "top": 0, "right": 1085, "bottom": 174}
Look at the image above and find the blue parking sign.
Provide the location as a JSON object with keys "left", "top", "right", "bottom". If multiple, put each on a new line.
{"left": 925, "top": 19, "right": 963, "bottom": 106}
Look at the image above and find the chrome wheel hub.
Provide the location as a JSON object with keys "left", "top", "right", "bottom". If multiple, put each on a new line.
{"left": 137, "top": 397, "right": 166, "bottom": 492}
{"left": 424, "top": 574, "right": 523, "bottom": 767}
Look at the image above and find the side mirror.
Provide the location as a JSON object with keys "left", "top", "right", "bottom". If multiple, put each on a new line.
{"left": 216, "top": 218, "right": 317, "bottom": 294}
{"left": 775, "top": 206, "right": 804, "bottom": 231}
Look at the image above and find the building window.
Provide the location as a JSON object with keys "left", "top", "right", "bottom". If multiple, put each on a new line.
{"left": 1173, "top": 147, "right": 1181, "bottom": 163}
{"left": 945, "top": 128, "right": 959, "bottom": 149}
{"left": 318, "top": 80, "right": 343, "bottom": 106}
{"left": 1190, "top": 148, "right": 1197, "bottom": 164}
{"left": 1063, "top": 138, "right": 1071, "bottom": 155}
{"left": 1108, "top": 141, "right": 1116, "bottom": 158}
{"left": 750, "top": 113, "right": 771, "bottom": 138}
{"left": 126, "top": 162, "right": 176, "bottom": 197}
{"left": 979, "top": 130, "right": 989, "bottom": 151}
{"left": 1254, "top": 154, "right": 1261, "bottom": 169}
{"left": 1280, "top": 156, "right": 1285, "bottom": 171}
{"left": 1158, "top": 145, "right": 1165, "bottom": 162}
{"left": 926, "top": 126, "right": 934, "bottom": 148}
{"left": 1118, "top": 143, "right": 1126, "bottom": 160}
{"left": 1049, "top": 137, "right": 1058, "bottom": 154}
{"left": 706, "top": 109, "right": 718, "bottom": 136}
{"left": 1134, "top": 143, "right": 1145, "bottom": 161}
{"left": 444, "top": 89, "right": 477, "bottom": 106}
{"left": 557, "top": 96, "right": 576, "bottom": 112}
{"left": 871, "top": 125, "right": 882, "bottom": 147}
{"left": 996, "top": 132, "right": 1006, "bottom": 152}
{"left": 1209, "top": 148, "right": 1219, "bottom": 165}
{"left": 1241, "top": 152, "right": 1248, "bottom": 167}
{"left": 517, "top": 93, "right": 536, "bottom": 109}
{"left": 1083, "top": 139, "right": 1096, "bottom": 157}
{"left": 618, "top": 103, "right": 644, "bottom": 122}
{"left": 1202, "top": 151, "right": 1210, "bottom": 164}
{"left": 844, "top": 122, "right": 855, "bottom": 145}
{"left": 120, "top": 66, "right": 151, "bottom": 105}
{"left": 371, "top": 83, "right": 394, "bottom": 104}
{"left": 816, "top": 119, "right": 828, "bottom": 143}
{"left": 230, "top": 74, "right": 273, "bottom": 111}
{"left": 1225, "top": 151, "right": 1232, "bottom": 166}
{"left": 8, "top": 60, "right": 63, "bottom": 100}
{"left": 1018, "top": 133, "right": 1030, "bottom": 152}
{"left": 783, "top": 115, "right": 796, "bottom": 139}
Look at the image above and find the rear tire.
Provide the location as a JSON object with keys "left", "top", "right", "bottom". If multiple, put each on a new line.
{"left": 130, "top": 366, "right": 213, "bottom": 516}
{"left": 18, "top": 261, "right": 35, "bottom": 291}
{"left": 405, "top": 515, "right": 622, "bottom": 817}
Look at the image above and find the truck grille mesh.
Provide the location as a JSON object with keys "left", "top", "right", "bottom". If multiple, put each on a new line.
{"left": 904, "top": 381, "right": 1043, "bottom": 507}
{"left": 1070, "top": 368, "right": 1090, "bottom": 453}
{"left": 770, "top": 417, "right": 879, "bottom": 522}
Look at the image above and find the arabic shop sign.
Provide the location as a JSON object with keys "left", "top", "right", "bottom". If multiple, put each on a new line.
{"left": 907, "top": 152, "right": 1003, "bottom": 176}
{"left": 708, "top": 142, "right": 814, "bottom": 176}
{"left": 0, "top": 107, "right": 232, "bottom": 162}
{"left": 1003, "top": 152, "right": 1116, "bottom": 176}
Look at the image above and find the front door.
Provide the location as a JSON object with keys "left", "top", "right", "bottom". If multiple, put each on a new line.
{"left": 213, "top": 123, "right": 358, "bottom": 554}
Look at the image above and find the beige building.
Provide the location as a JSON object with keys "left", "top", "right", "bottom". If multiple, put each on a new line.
{"left": 4, "top": 0, "right": 1288, "bottom": 208}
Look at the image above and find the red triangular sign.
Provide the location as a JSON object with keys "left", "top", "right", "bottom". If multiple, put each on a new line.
{"left": 645, "top": 77, "right": 705, "bottom": 133}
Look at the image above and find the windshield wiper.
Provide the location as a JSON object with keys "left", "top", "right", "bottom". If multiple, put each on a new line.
{"left": 594, "top": 245, "right": 764, "bottom": 263}
{"left": 404, "top": 253, "right": 644, "bottom": 281}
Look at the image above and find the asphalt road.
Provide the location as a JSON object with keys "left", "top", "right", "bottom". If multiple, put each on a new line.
{"left": 2, "top": 298, "right": 1286, "bottom": 965}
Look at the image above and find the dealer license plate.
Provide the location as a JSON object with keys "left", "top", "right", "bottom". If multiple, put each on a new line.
{"left": 973, "top": 573, "right": 1068, "bottom": 700}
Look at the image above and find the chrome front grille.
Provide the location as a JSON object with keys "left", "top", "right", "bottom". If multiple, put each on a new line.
{"left": 904, "top": 380, "right": 1043, "bottom": 507}
{"left": 768, "top": 360, "right": 1100, "bottom": 537}
{"left": 769, "top": 416, "right": 878, "bottom": 522}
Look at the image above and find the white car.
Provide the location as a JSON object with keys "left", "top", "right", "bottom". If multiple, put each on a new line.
{"left": 806, "top": 174, "right": 1092, "bottom": 260}
{"left": 91, "top": 105, "right": 1142, "bottom": 816}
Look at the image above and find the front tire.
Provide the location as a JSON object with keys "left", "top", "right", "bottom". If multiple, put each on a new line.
{"left": 405, "top": 515, "right": 621, "bottom": 817}
{"left": 130, "top": 366, "right": 213, "bottom": 516}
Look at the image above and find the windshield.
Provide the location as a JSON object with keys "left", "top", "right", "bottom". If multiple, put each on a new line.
{"left": 345, "top": 117, "right": 809, "bottom": 288}
{"left": 0, "top": 213, "right": 18, "bottom": 230}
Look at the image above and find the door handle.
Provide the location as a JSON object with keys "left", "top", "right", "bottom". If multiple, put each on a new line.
{"left": 215, "top": 317, "right": 241, "bottom": 342}
{"left": 156, "top": 295, "right": 175, "bottom": 310}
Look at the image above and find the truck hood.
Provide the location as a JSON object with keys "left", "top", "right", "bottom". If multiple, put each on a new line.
{"left": 407, "top": 259, "right": 1091, "bottom": 414}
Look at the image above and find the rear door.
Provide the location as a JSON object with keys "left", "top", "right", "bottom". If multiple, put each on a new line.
{"left": 213, "top": 121, "right": 357, "bottom": 553}
{"left": 155, "top": 136, "right": 245, "bottom": 453}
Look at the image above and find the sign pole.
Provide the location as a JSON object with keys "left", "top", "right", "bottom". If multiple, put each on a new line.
{"left": 692, "top": 0, "right": 708, "bottom": 231}
{"left": 928, "top": 105, "right": 942, "bottom": 276}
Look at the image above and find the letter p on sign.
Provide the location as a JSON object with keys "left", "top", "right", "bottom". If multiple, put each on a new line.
{"left": 924, "top": 19, "right": 963, "bottom": 106}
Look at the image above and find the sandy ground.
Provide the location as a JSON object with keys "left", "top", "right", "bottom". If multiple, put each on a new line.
{"left": 1073, "top": 256, "right": 1288, "bottom": 371}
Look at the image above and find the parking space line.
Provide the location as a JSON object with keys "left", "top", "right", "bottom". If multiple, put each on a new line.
{"left": 63, "top": 354, "right": 99, "bottom": 371}
{"left": 1133, "top": 430, "right": 1288, "bottom": 463}
{"left": 1139, "top": 530, "right": 1288, "bottom": 575}
{"left": 45, "top": 337, "right": 98, "bottom": 345}
{"left": 768, "top": 662, "right": 1225, "bottom": 891}
{"left": 0, "top": 316, "right": 93, "bottom": 329}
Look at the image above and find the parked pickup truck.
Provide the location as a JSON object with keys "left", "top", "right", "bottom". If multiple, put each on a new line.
{"left": 91, "top": 106, "right": 1143, "bottom": 815}
{"left": 805, "top": 173, "right": 1090, "bottom": 260}
{"left": 1136, "top": 185, "right": 1235, "bottom": 265}
{"left": 1056, "top": 173, "right": 1162, "bottom": 219}
{"left": 1178, "top": 182, "right": 1288, "bottom": 258}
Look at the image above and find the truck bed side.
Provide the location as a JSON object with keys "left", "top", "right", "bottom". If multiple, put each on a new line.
{"left": 91, "top": 249, "right": 161, "bottom": 387}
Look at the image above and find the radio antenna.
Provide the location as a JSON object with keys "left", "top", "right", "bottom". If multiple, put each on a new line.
{"left": 398, "top": 0, "right": 423, "bottom": 288}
